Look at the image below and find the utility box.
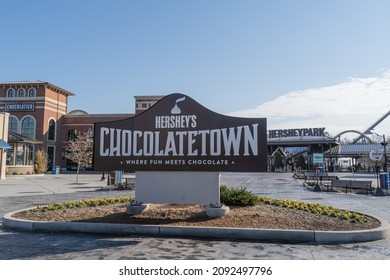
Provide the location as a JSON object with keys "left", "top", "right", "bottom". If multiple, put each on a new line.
{"left": 379, "top": 172, "right": 390, "bottom": 190}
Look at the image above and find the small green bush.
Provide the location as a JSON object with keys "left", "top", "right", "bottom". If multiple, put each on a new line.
{"left": 25, "top": 196, "right": 135, "bottom": 213}
{"left": 257, "top": 196, "right": 368, "bottom": 223}
{"left": 220, "top": 185, "right": 259, "bottom": 207}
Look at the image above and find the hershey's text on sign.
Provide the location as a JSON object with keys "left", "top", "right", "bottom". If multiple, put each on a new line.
{"left": 93, "top": 94, "right": 267, "bottom": 172}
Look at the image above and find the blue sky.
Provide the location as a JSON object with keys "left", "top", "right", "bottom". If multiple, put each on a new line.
{"left": 2, "top": 0, "right": 390, "bottom": 135}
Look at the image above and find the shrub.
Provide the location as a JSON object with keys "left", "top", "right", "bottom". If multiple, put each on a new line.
{"left": 34, "top": 149, "right": 48, "bottom": 174}
{"left": 220, "top": 185, "right": 259, "bottom": 207}
{"left": 25, "top": 196, "right": 135, "bottom": 213}
{"left": 258, "top": 196, "right": 368, "bottom": 223}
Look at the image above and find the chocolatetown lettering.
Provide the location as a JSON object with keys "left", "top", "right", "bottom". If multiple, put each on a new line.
{"left": 99, "top": 123, "right": 258, "bottom": 157}
{"left": 93, "top": 93, "right": 267, "bottom": 172}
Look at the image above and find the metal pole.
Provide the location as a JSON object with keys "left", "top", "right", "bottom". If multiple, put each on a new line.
{"left": 374, "top": 160, "right": 386, "bottom": 196}
{"left": 382, "top": 134, "right": 388, "bottom": 172}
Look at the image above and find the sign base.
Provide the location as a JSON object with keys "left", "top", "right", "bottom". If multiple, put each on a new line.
{"left": 206, "top": 205, "right": 230, "bottom": 217}
{"left": 126, "top": 203, "right": 150, "bottom": 215}
{"left": 373, "top": 187, "right": 386, "bottom": 196}
{"left": 135, "top": 171, "right": 220, "bottom": 205}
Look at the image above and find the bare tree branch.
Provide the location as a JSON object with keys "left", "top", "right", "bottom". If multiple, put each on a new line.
{"left": 63, "top": 132, "right": 93, "bottom": 184}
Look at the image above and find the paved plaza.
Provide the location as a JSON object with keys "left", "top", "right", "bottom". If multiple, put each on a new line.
{"left": 0, "top": 172, "right": 390, "bottom": 260}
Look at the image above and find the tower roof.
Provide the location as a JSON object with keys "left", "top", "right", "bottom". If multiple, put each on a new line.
{"left": 0, "top": 80, "right": 75, "bottom": 97}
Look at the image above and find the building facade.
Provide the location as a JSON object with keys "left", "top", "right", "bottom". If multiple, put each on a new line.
{"left": 61, "top": 112, "right": 132, "bottom": 170}
{"left": 0, "top": 81, "right": 133, "bottom": 173}
{"left": 134, "top": 95, "right": 164, "bottom": 115}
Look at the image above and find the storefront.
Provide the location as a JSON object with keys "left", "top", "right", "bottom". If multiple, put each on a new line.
{"left": 267, "top": 127, "right": 339, "bottom": 172}
{"left": 0, "top": 81, "right": 135, "bottom": 173}
{"left": 6, "top": 131, "right": 42, "bottom": 175}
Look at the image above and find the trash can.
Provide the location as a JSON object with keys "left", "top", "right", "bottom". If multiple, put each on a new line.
{"left": 379, "top": 172, "right": 389, "bottom": 190}
{"left": 52, "top": 166, "right": 60, "bottom": 175}
{"left": 319, "top": 167, "right": 325, "bottom": 173}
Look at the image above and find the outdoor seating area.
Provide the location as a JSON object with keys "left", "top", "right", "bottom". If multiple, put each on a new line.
{"left": 106, "top": 172, "right": 135, "bottom": 190}
{"left": 301, "top": 172, "right": 378, "bottom": 195}
{"left": 304, "top": 171, "right": 339, "bottom": 183}
{"left": 328, "top": 179, "right": 374, "bottom": 194}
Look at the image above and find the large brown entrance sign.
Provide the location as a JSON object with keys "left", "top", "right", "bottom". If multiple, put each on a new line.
{"left": 93, "top": 93, "right": 267, "bottom": 216}
{"left": 94, "top": 93, "right": 267, "bottom": 172}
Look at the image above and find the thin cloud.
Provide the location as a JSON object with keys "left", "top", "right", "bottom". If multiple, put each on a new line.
{"left": 230, "top": 70, "right": 390, "bottom": 136}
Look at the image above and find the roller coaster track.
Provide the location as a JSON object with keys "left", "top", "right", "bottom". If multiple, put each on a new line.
{"left": 352, "top": 109, "right": 390, "bottom": 143}
{"left": 333, "top": 130, "right": 373, "bottom": 143}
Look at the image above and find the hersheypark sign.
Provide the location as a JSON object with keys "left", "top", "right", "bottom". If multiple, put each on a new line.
{"left": 93, "top": 93, "right": 267, "bottom": 172}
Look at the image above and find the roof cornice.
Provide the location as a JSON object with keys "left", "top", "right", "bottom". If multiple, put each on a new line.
{"left": 0, "top": 81, "right": 75, "bottom": 97}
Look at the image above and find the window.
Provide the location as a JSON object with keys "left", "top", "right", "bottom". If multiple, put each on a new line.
{"left": 21, "top": 116, "right": 35, "bottom": 138}
{"left": 16, "top": 144, "right": 25, "bottom": 165}
{"left": 8, "top": 116, "right": 18, "bottom": 133}
{"left": 48, "top": 119, "right": 56, "bottom": 141}
{"left": 47, "top": 146, "right": 55, "bottom": 170}
{"left": 6, "top": 148, "right": 14, "bottom": 165}
{"left": 68, "top": 129, "right": 80, "bottom": 140}
{"left": 6, "top": 144, "right": 33, "bottom": 166}
{"left": 7, "top": 88, "right": 15, "bottom": 97}
{"left": 18, "top": 88, "right": 25, "bottom": 97}
{"left": 28, "top": 88, "right": 36, "bottom": 97}
{"left": 28, "top": 145, "right": 34, "bottom": 165}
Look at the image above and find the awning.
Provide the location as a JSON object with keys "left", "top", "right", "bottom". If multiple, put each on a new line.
{"left": 0, "top": 139, "right": 11, "bottom": 150}
{"left": 8, "top": 131, "right": 43, "bottom": 145}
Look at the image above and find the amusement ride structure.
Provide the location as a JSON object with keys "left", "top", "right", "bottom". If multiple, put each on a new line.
{"left": 333, "top": 109, "right": 390, "bottom": 143}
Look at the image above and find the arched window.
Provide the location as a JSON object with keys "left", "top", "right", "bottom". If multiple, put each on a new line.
{"left": 8, "top": 116, "right": 18, "bottom": 133}
{"left": 21, "top": 117, "right": 35, "bottom": 138}
{"left": 7, "top": 88, "right": 15, "bottom": 97}
{"left": 68, "top": 129, "right": 80, "bottom": 140}
{"left": 18, "top": 88, "right": 25, "bottom": 97}
{"left": 28, "top": 88, "right": 36, "bottom": 97}
{"left": 48, "top": 119, "right": 56, "bottom": 141}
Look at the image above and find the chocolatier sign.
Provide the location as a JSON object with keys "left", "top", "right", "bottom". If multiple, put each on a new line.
{"left": 93, "top": 93, "right": 267, "bottom": 172}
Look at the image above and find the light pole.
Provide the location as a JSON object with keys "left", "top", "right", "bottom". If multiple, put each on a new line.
{"left": 370, "top": 149, "right": 386, "bottom": 196}
{"left": 381, "top": 134, "right": 388, "bottom": 172}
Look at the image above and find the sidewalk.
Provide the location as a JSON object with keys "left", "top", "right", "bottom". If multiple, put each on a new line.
{"left": 0, "top": 173, "right": 116, "bottom": 197}
{"left": 1, "top": 172, "right": 390, "bottom": 259}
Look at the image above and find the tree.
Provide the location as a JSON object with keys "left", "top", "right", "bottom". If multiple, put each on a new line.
{"left": 297, "top": 155, "right": 307, "bottom": 170}
{"left": 63, "top": 132, "right": 93, "bottom": 184}
{"left": 34, "top": 149, "right": 48, "bottom": 174}
{"left": 274, "top": 153, "right": 284, "bottom": 170}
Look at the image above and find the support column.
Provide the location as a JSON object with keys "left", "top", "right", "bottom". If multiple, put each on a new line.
{"left": 0, "top": 113, "right": 9, "bottom": 180}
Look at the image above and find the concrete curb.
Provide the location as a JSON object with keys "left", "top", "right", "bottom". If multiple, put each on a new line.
{"left": 3, "top": 210, "right": 390, "bottom": 244}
